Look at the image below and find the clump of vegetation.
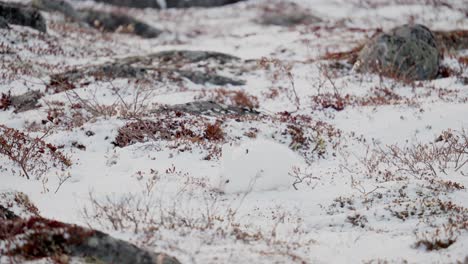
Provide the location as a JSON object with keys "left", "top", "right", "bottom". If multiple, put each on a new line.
{"left": 0, "top": 125, "right": 72, "bottom": 180}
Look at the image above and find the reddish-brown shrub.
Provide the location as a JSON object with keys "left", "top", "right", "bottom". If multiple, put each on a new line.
{"left": 0, "top": 125, "right": 72, "bottom": 179}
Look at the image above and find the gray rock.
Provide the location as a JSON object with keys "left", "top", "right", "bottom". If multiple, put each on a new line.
{"left": 257, "top": 2, "right": 321, "bottom": 27}
{"left": 0, "top": 16, "right": 10, "bottom": 29}
{"left": 259, "top": 12, "right": 321, "bottom": 27}
{"left": 157, "top": 100, "right": 259, "bottom": 116}
{"left": 0, "top": 205, "right": 20, "bottom": 220}
{"left": 354, "top": 24, "right": 440, "bottom": 81}
{"left": 91, "top": 0, "right": 244, "bottom": 9}
{"left": 31, "top": 0, "right": 81, "bottom": 22}
{"left": 79, "top": 9, "right": 162, "bottom": 38}
{"left": 70, "top": 230, "right": 181, "bottom": 264}
{"left": 0, "top": 1, "right": 47, "bottom": 32}
{"left": 165, "top": 0, "right": 245, "bottom": 8}
{"left": 150, "top": 50, "right": 240, "bottom": 64}
{"left": 49, "top": 63, "right": 147, "bottom": 93}
{"left": 10, "top": 90, "right": 42, "bottom": 112}
{"left": 177, "top": 70, "right": 245, "bottom": 86}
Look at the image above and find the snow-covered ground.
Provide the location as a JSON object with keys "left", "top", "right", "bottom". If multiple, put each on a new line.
{"left": 1, "top": 0, "right": 467, "bottom": 263}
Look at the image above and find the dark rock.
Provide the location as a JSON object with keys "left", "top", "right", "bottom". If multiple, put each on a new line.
{"left": 0, "top": 204, "right": 20, "bottom": 220}
{"left": 257, "top": 2, "right": 321, "bottom": 26}
{"left": 79, "top": 9, "right": 162, "bottom": 38}
{"left": 354, "top": 24, "right": 439, "bottom": 81}
{"left": 31, "top": 0, "right": 81, "bottom": 22}
{"left": 0, "top": 202, "right": 181, "bottom": 264}
{"left": 91, "top": 0, "right": 244, "bottom": 9}
{"left": 157, "top": 100, "right": 260, "bottom": 116}
{"left": 90, "top": 0, "right": 161, "bottom": 9}
{"left": 10, "top": 90, "right": 42, "bottom": 112}
{"left": 49, "top": 63, "right": 147, "bottom": 93}
{"left": 70, "top": 230, "right": 180, "bottom": 264}
{"left": 150, "top": 50, "right": 240, "bottom": 64}
{"left": 165, "top": 0, "right": 245, "bottom": 8}
{"left": 177, "top": 70, "right": 245, "bottom": 86}
{"left": 0, "top": 16, "right": 10, "bottom": 29}
{"left": 0, "top": 1, "right": 47, "bottom": 32}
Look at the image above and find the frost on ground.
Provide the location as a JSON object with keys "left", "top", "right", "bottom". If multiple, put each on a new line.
{"left": 0, "top": 0, "right": 467, "bottom": 263}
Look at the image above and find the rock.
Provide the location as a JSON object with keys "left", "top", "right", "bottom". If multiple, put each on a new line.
{"left": 0, "top": 194, "right": 181, "bottom": 264}
{"left": 257, "top": 2, "right": 321, "bottom": 26}
{"left": 31, "top": 0, "right": 81, "bottom": 22}
{"left": 10, "top": 90, "right": 42, "bottom": 112}
{"left": 48, "top": 63, "right": 147, "bottom": 93}
{"left": 150, "top": 50, "right": 240, "bottom": 64}
{"left": 165, "top": 0, "right": 245, "bottom": 8}
{"left": 156, "top": 100, "right": 260, "bottom": 116}
{"left": 79, "top": 9, "right": 162, "bottom": 38}
{"left": 70, "top": 230, "right": 181, "bottom": 264}
{"left": 0, "top": 1, "right": 47, "bottom": 32}
{"left": 90, "top": 0, "right": 161, "bottom": 8}
{"left": 354, "top": 24, "right": 439, "bottom": 81}
{"left": 177, "top": 70, "right": 245, "bottom": 86}
{"left": 91, "top": 0, "right": 245, "bottom": 9}
{"left": 0, "top": 16, "right": 10, "bottom": 29}
{"left": 0, "top": 205, "right": 20, "bottom": 220}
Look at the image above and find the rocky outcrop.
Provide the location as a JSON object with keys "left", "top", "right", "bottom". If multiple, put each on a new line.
{"left": 257, "top": 2, "right": 321, "bottom": 27}
{"left": 79, "top": 9, "right": 163, "bottom": 38}
{"left": 91, "top": 0, "right": 245, "bottom": 9}
{"left": 31, "top": 0, "right": 81, "bottom": 22}
{"left": 0, "top": 193, "right": 181, "bottom": 264}
{"left": 0, "top": 1, "right": 46, "bottom": 32}
{"left": 156, "top": 100, "right": 259, "bottom": 116}
{"left": 0, "top": 16, "right": 10, "bottom": 29}
{"left": 10, "top": 90, "right": 43, "bottom": 113}
{"left": 176, "top": 70, "right": 245, "bottom": 86}
{"left": 354, "top": 24, "right": 439, "bottom": 81}
{"left": 48, "top": 63, "right": 147, "bottom": 93}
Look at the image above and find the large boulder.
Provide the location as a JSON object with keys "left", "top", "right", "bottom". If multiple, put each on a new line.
{"left": 0, "top": 1, "right": 47, "bottom": 32}
{"left": 354, "top": 24, "right": 440, "bottom": 81}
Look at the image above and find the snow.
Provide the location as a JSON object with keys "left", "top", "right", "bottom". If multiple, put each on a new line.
{"left": 1, "top": 0, "right": 468, "bottom": 263}
{"left": 216, "top": 139, "right": 305, "bottom": 193}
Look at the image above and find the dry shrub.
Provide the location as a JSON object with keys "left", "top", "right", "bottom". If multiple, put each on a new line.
{"left": 198, "top": 89, "right": 259, "bottom": 109}
{"left": 114, "top": 119, "right": 199, "bottom": 148}
{"left": 204, "top": 122, "right": 224, "bottom": 141}
{"left": 354, "top": 129, "right": 468, "bottom": 184}
{"left": 0, "top": 125, "right": 72, "bottom": 180}
{"left": 321, "top": 44, "right": 364, "bottom": 65}
{"left": 310, "top": 87, "right": 413, "bottom": 111}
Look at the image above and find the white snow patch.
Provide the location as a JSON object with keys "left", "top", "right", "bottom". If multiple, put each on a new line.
{"left": 216, "top": 139, "right": 305, "bottom": 194}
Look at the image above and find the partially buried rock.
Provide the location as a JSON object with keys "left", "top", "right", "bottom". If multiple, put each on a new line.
{"left": 79, "top": 9, "right": 162, "bottom": 38}
{"left": 92, "top": 0, "right": 245, "bottom": 9}
{"left": 0, "top": 16, "right": 10, "bottom": 29}
{"left": 31, "top": 0, "right": 81, "bottom": 22}
{"left": 177, "top": 70, "right": 245, "bottom": 86}
{"left": 0, "top": 1, "right": 47, "bottom": 32}
{"left": 156, "top": 100, "right": 260, "bottom": 116}
{"left": 354, "top": 24, "right": 439, "bottom": 81}
{"left": 0, "top": 193, "right": 181, "bottom": 264}
{"left": 10, "top": 90, "right": 43, "bottom": 113}
{"left": 257, "top": 2, "right": 321, "bottom": 26}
